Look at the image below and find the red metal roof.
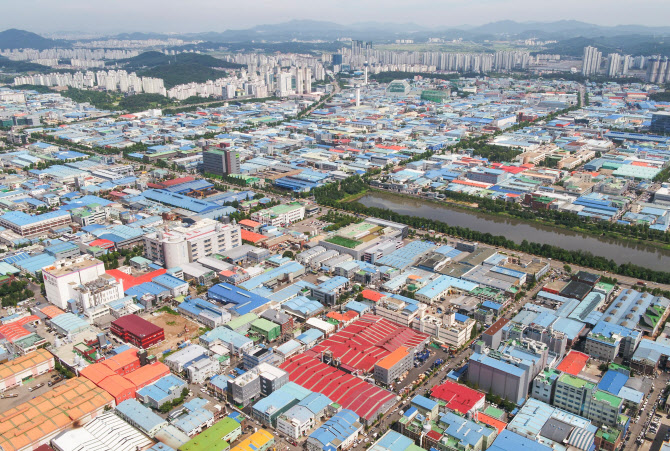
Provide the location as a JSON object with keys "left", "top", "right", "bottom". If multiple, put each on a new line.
{"left": 89, "top": 239, "right": 115, "bottom": 249}
{"left": 430, "top": 380, "right": 485, "bottom": 415}
{"left": 111, "top": 314, "right": 163, "bottom": 337}
{"left": 160, "top": 176, "right": 194, "bottom": 187}
{"left": 556, "top": 350, "right": 589, "bottom": 376}
{"left": 309, "top": 314, "right": 429, "bottom": 372}
{"left": 426, "top": 430, "right": 443, "bottom": 441}
{"left": 280, "top": 353, "right": 395, "bottom": 422}
{"left": 106, "top": 268, "right": 166, "bottom": 290}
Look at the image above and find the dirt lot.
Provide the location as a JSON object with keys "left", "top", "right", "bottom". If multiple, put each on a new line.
{"left": 145, "top": 312, "right": 203, "bottom": 355}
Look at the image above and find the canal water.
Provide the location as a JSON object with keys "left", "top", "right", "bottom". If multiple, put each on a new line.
{"left": 358, "top": 191, "right": 670, "bottom": 271}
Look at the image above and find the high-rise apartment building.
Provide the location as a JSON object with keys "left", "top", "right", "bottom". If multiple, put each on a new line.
{"left": 607, "top": 53, "right": 622, "bottom": 77}
{"left": 582, "top": 46, "right": 602, "bottom": 76}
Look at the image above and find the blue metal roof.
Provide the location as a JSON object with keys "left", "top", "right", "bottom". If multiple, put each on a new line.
{"left": 208, "top": 283, "right": 271, "bottom": 315}
{"left": 0, "top": 209, "right": 70, "bottom": 227}
{"left": 488, "top": 430, "right": 551, "bottom": 451}
{"left": 308, "top": 409, "right": 360, "bottom": 447}
{"left": 597, "top": 370, "right": 628, "bottom": 395}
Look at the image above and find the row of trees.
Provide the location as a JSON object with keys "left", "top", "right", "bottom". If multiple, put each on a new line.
{"left": 429, "top": 188, "right": 670, "bottom": 244}
{"left": 0, "top": 279, "right": 34, "bottom": 307}
{"left": 314, "top": 176, "right": 670, "bottom": 284}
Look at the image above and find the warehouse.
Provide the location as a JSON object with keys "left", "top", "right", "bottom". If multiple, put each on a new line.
{"left": 250, "top": 318, "right": 281, "bottom": 341}
{"left": 180, "top": 417, "right": 241, "bottom": 451}
{"left": 111, "top": 314, "right": 165, "bottom": 349}
{"left": 49, "top": 312, "right": 91, "bottom": 336}
{"left": 200, "top": 326, "right": 254, "bottom": 355}
{"left": 0, "top": 378, "right": 114, "bottom": 451}
{"left": 230, "top": 429, "right": 275, "bottom": 451}
{"left": 0, "top": 348, "right": 54, "bottom": 392}
{"left": 50, "top": 412, "right": 153, "bottom": 451}
{"left": 306, "top": 409, "right": 363, "bottom": 451}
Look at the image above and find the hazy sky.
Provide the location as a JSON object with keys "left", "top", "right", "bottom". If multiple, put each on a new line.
{"left": 4, "top": 0, "right": 670, "bottom": 34}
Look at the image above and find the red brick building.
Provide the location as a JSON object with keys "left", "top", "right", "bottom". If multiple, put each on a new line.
{"left": 110, "top": 315, "right": 164, "bottom": 349}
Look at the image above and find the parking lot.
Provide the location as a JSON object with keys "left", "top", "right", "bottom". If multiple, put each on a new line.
{"left": 1, "top": 370, "right": 63, "bottom": 410}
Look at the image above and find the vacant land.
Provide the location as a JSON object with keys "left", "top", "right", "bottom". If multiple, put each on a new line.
{"left": 146, "top": 312, "right": 202, "bottom": 355}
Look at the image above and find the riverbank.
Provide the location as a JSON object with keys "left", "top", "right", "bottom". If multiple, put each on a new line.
{"left": 364, "top": 187, "right": 670, "bottom": 252}
{"left": 346, "top": 190, "right": 670, "bottom": 275}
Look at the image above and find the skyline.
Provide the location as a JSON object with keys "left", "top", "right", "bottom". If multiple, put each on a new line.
{"left": 3, "top": 0, "right": 670, "bottom": 34}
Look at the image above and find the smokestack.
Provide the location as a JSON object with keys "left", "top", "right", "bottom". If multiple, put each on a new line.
{"left": 355, "top": 88, "right": 360, "bottom": 107}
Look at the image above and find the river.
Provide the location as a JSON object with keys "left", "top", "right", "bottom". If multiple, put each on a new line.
{"left": 358, "top": 191, "right": 670, "bottom": 271}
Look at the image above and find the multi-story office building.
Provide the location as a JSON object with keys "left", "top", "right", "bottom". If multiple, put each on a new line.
{"left": 373, "top": 346, "right": 412, "bottom": 385}
{"left": 43, "top": 256, "right": 108, "bottom": 310}
{"left": 651, "top": 112, "right": 670, "bottom": 135}
{"left": 251, "top": 202, "right": 305, "bottom": 226}
{"left": 412, "top": 311, "right": 475, "bottom": 349}
{"left": 0, "top": 210, "right": 71, "bottom": 237}
{"left": 553, "top": 374, "right": 623, "bottom": 427}
{"left": 202, "top": 148, "right": 241, "bottom": 176}
{"left": 144, "top": 219, "right": 241, "bottom": 268}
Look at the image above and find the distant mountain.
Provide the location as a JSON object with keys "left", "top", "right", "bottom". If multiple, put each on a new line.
{"left": 0, "top": 29, "right": 68, "bottom": 49}
{"left": 467, "top": 20, "right": 670, "bottom": 39}
{"left": 151, "top": 19, "right": 670, "bottom": 44}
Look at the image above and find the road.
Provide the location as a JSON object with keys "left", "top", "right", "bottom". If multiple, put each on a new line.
{"left": 348, "top": 275, "right": 539, "bottom": 451}
{"left": 630, "top": 374, "right": 670, "bottom": 450}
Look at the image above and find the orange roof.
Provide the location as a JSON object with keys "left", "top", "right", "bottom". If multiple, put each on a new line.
{"left": 11, "top": 316, "right": 40, "bottom": 327}
{"left": 239, "top": 219, "right": 261, "bottom": 228}
{"left": 452, "top": 179, "right": 492, "bottom": 189}
{"left": 326, "top": 311, "right": 359, "bottom": 322}
{"left": 375, "top": 346, "right": 409, "bottom": 370}
{"left": 106, "top": 268, "right": 167, "bottom": 290}
{"left": 79, "top": 362, "right": 117, "bottom": 385}
{"left": 240, "top": 229, "right": 267, "bottom": 244}
{"left": 474, "top": 412, "right": 507, "bottom": 434}
{"left": 0, "top": 378, "right": 113, "bottom": 451}
{"left": 556, "top": 350, "right": 589, "bottom": 376}
{"left": 97, "top": 374, "right": 136, "bottom": 398}
{"left": 100, "top": 348, "right": 139, "bottom": 374}
{"left": 124, "top": 362, "right": 170, "bottom": 388}
{"left": 40, "top": 305, "right": 65, "bottom": 319}
{"left": 361, "top": 289, "right": 385, "bottom": 302}
{"left": 0, "top": 349, "right": 53, "bottom": 381}
{"left": 0, "top": 323, "right": 30, "bottom": 342}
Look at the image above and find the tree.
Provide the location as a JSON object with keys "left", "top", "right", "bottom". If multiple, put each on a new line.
{"left": 563, "top": 264, "right": 572, "bottom": 273}
{"left": 282, "top": 251, "right": 294, "bottom": 259}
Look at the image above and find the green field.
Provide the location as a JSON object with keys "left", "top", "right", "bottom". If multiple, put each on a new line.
{"left": 326, "top": 236, "right": 363, "bottom": 249}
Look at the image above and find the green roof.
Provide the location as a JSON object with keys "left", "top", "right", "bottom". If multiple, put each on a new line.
{"left": 484, "top": 406, "right": 504, "bottom": 419}
{"left": 594, "top": 390, "right": 623, "bottom": 408}
{"left": 226, "top": 313, "right": 258, "bottom": 330}
{"left": 325, "top": 236, "right": 363, "bottom": 249}
{"left": 179, "top": 417, "right": 238, "bottom": 451}
{"left": 250, "top": 318, "right": 280, "bottom": 333}
{"left": 595, "top": 427, "right": 620, "bottom": 444}
{"left": 559, "top": 374, "right": 595, "bottom": 390}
